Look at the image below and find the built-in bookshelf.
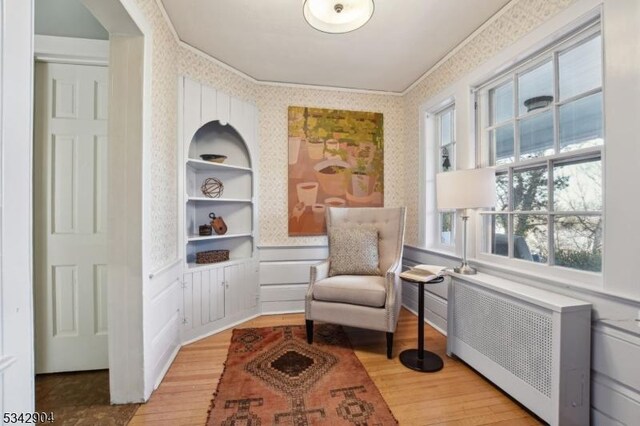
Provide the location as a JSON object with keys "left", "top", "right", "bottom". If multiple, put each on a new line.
{"left": 179, "top": 77, "right": 260, "bottom": 341}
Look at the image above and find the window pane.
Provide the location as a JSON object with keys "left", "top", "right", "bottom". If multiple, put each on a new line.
{"left": 514, "top": 214, "right": 547, "bottom": 263}
{"left": 441, "top": 143, "right": 454, "bottom": 172}
{"left": 440, "top": 211, "right": 455, "bottom": 245}
{"left": 440, "top": 109, "right": 453, "bottom": 145}
{"left": 518, "top": 60, "right": 553, "bottom": 116}
{"left": 513, "top": 166, "right": 548, "bottom": 211}
{"left": 554, "top": 157, "right": 602, "bottom": 212}
{"left": 559, "top": 92, "right": 603, "bottom": 152}
{"left": 559, "top": 35, "right": 602, "bottom": 101}
{"left": 495, "top": 172, "right": 509, "bottom": 211}
{"left": 483, "top": 214, "right": 508, "bottom": 257}
{"left": 493, "top": 124, "right": 514, "bottom": 165}
{"left": 519, "top": 110, "right": 554, "bottom": 160}
{"left": 490, "top": 81, "right": 513, "bottom": 124}
{"left": 554, "top": 215, "right": 602, "bottom": 272}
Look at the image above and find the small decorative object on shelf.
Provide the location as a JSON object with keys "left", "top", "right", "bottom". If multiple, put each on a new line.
{"left": 199, "top": 224, "right": 212, "bottom": 236}
{"left": 200, "top": 154, "right": 227, "bottom": 163}
{"left": 196, "top": 249, "right": 230, "bottom": 264}
{"left": 209, "top": 212, "right": 228, "bottom": 235}
{"left": 201, "top": 177, "right": 224, "bottom": 198}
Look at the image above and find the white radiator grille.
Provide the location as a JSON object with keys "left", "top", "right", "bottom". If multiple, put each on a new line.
{"left": 453, "top": 282, "right": 553, "bottom": 397}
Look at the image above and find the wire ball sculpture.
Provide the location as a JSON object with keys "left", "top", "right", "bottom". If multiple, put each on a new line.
{"left": 201, "top": 177, "right": 224, "bottom": 198}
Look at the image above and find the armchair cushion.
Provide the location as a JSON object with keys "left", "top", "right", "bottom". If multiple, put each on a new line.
{"left": 328, "top": 226, "right": 380, "bottom": 276}
{"left": 312, "top": 275, "right": 386, "bottom": 308}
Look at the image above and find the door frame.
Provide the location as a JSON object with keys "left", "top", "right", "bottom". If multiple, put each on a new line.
{"left": 1, "top": 0, "right": 36, "bottom": 413}
{"left": 4, "top": 0, "right": 152, "bottom": 408}
{"left": 81, "top": 0, "right": 154, "bottom": 403}
{"left": 33, "top": 37, "right": 110, "bottom": 374}
{"left": 29, "top": 0, "right": 151, "bottom": 406}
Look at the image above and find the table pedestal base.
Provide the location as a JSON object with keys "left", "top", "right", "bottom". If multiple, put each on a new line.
{"left": 399, "top": 349, "right": 443, "bottom": 373}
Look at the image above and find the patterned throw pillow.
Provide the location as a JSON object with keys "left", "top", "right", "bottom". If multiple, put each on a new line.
{"left": 328, "top": 226, "right": 381, "bottom": 276}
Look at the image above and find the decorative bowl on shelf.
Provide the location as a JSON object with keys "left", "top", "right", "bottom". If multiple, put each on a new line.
{"left": 200, "top": 154, "right": 227, "bottom": 163}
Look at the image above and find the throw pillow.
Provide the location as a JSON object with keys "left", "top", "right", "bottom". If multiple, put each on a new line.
{"left": 329, "top": 226, "right": 381, "bottom": 276}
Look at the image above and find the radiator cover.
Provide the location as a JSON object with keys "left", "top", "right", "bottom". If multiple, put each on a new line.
{"left": 447, "top": 273, "right": 591, "bottom": 426}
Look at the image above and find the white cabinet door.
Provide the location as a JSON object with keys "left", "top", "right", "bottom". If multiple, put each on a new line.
{"left": 183, "top": 267, "right": 225, "bottom": 329}
{"left": 225, "top": 261, "right": 259, "bottom": 314}
{"left": 34, "top": 62, "right": 109, "bottom": 373}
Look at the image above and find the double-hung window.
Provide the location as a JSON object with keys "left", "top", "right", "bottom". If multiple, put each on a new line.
{"left": 476, "top": 22, "right": 603, "bottom": 276}
{"left": 436, "top": 104, "right": 456, "bottom": 246}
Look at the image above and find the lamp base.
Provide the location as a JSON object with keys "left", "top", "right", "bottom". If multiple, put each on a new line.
{"left": 454, "top": 264, "right": 477, "bottom": 275}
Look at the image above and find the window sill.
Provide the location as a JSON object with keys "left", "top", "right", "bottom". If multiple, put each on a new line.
{"left": 405, "top": 245, "right": 640, "bottom": 306}
{"left": 471, "top": 258, "right": 640, "bottom": 306}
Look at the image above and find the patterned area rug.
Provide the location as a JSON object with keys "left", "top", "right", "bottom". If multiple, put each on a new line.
{"left": 207, "top": 324, "right": 398, "bottom": 425}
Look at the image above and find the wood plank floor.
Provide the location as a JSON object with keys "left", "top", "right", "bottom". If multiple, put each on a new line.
{"left": 130, "top": 309, "right": 542, "bottom": 425}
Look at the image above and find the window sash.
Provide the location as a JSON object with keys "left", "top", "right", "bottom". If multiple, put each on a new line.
{"left": 435, "top": 103, "right": 456, "bottom": 247}
{"left": 475, "top": 20, "right": 603, "bottom": 276}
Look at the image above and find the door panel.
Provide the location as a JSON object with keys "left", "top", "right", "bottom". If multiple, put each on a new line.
{"left": 35, "top": 62, "right": 109, "bottom": 373}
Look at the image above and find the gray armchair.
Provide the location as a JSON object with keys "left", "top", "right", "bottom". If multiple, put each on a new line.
{"left": 305, "top": 207, "right": 406, "bottom": 359}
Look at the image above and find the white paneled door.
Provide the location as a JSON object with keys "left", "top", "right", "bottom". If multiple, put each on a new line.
{"left": 34, "top": 62, "right": 109, "bottom": 373}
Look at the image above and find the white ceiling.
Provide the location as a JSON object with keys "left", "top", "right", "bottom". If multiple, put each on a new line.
{"left": 160, "top": 0, "right": 511, "bottom": 93}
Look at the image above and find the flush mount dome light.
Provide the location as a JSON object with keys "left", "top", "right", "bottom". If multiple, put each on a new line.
{"left": 303, "top": 0, "right": 375, "bottom": 34}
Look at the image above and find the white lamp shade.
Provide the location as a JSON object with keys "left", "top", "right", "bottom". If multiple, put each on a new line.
{"left": 303, "top": 0, "right": 375, "bottom": 34}
{"left": 436, "top": 168, "right": 497, "bottom": 210}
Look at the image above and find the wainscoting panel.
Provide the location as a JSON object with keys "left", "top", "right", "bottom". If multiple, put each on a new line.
{"left": 591, "top": 323, "right": 640, "bottom": 425}
{"left": 401, "top": 280, "right": 448, "bottom": 335}
{"left": 401, "top": 248, "right": 458, "bottom": 335}
{"left": 258, "top": 246, "right": 328, "bottom": 314}
{"left": 145, "top": 260, "right": 182, "bottom": 391}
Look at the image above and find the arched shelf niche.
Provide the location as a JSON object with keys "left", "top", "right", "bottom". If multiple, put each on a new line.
{"left": 179, "top": 76, "right": 260, "bottom": 342}
{"left": 188, "top": 120, "right": 252, "bottom": 169}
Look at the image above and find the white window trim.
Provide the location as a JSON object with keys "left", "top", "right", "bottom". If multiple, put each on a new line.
{"left": 473, "top": 18, "right": 604, "bottom": 289}
{"left": 418, "top": 95, "right": 457, "bottom": 251}
{"left": 435, "top": 104, "right": 456, "bottom": 249}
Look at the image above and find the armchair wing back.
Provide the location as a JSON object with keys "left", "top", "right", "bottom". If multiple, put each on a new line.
{"left": 305, "top": 207, "right": 406, "bottom": 359}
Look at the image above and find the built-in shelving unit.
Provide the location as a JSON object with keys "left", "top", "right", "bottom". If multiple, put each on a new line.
{"left": 179, "top": 76, "right": 260, "bottom": 341}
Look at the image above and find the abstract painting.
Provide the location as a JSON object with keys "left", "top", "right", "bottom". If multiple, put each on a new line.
{"left": 288, "top": 106, "right": 383, "bottom": 236}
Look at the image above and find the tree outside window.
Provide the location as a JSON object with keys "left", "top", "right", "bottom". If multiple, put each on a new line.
{"left": 479, "top": 26, "right": 603, "bottom": 273}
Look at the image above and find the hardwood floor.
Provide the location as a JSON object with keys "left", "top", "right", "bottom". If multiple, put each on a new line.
{"left": 130, "top": 308, "right": 542, "bottom": 425}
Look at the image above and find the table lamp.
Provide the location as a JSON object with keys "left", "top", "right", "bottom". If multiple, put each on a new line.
{"left": 436, "top": 168, "right": 496, "bottom": 274}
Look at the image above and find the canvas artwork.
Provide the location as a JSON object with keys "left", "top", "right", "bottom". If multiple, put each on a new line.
{"left": 288, "top": 106, "right": 384, "bottom": 236}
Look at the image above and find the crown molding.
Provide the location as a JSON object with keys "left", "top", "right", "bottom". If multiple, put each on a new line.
{"left": 155, "top": 0, "right": 403, "bottom": 96}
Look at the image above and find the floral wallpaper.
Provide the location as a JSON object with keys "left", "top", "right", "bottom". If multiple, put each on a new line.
{"left": 256, "top": 86, "right": 405, "bottom": 245}
{"left": 402, "top": 0, "right": 577, "bottom": 245}
{"left": 133, "top": 0, "right": 179, "bottom": 270}
{"left": 136, "top": 0, "right": 577, "bottom": 268}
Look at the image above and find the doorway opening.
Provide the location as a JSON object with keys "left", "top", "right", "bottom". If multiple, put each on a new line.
{"left": 33, "top": 0, "right": 149, "bottom": 409}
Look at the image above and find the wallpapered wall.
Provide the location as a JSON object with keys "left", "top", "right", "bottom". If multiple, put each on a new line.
{"left": 134, "top": 0, "right": 179, "bottom": 270}
{"left": 256, "top": 87, "right": 405, "bottom": 245}
{"left": 138, "top": 0, "right": 577, "bottom": 270}
{"left": 401, "top": 0, "right": 576, "bottom": 245}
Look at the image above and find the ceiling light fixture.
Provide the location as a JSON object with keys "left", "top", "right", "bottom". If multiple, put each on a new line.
{"left": 303, "top": 0, "right": 375, "bottom": 34}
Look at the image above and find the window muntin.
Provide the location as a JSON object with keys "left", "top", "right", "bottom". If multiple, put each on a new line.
{"left": 436, "top": 104, "right": 456, "bottom": 246}
{"left": 479, "top": 25, "right": 603, "bottom": 275}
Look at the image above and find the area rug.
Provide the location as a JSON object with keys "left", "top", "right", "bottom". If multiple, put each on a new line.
{"left": 207, "top": 324, "right": 398, "bottom": 425}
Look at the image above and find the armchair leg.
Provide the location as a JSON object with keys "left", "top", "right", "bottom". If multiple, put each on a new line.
{"left": 386, "top": 332, "right": 394, "bottom": 359}
{"left": 306, "top": 320, "right": 313, "bottom": 344}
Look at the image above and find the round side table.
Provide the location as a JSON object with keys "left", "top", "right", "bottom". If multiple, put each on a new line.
{"left": 399, "top": 272, "right": 445, "bottom": 372}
